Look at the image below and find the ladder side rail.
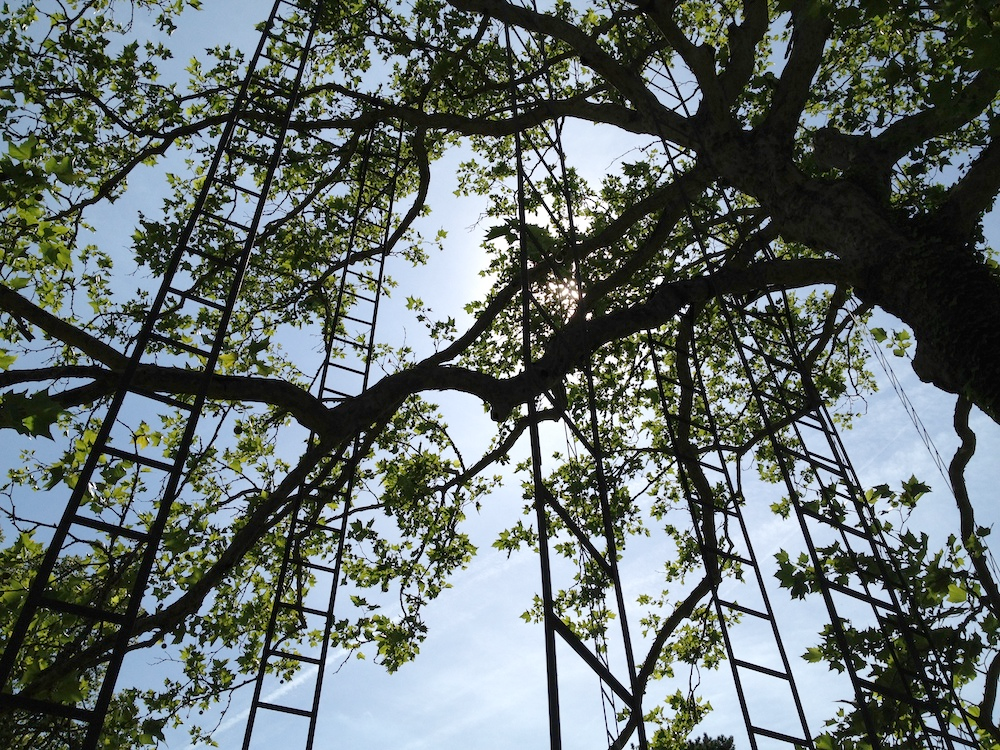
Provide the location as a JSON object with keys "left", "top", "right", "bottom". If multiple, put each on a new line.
{"left": 505, "top": 20, "right": 653, "bottom": 744}
{"left": 242, "top": 125, "right": 407, "bottom": 750}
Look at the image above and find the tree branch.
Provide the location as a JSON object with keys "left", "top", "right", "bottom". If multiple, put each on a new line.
{"left": 938, "top": 137, "right": 1000, "bottom": 239}
{"left": 0, "top": 285, "right": 128, "bottom": 369}
{"left": 874, "top": 69, "right": 1000, "bottom": 166}
{"left": 608, "top": 575, "right": 714, "bottom": 750}
{"left": 718, "top": 0, "right": 771, "bottom": 107}
{"left": 762, "top": 1, "right": 832, "bottom": 140}
{"left": 950, "top": 396, "right": 1000, "bottom": 619}
{"left": 445, "top": 0, "right": 694, "bottom": 145}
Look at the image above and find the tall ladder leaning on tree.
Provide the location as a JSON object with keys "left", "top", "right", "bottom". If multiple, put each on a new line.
{"left": 506, "top": 17, "right": 651, "bottom": 750}
{"left": 0, "top": 1, "right": 364, "bottom": 748}
{"left": 635, "top": 22, "right": 982, "bottom": 749}
{"left": 239, "top": 122, "right": 408, "bottom": 750}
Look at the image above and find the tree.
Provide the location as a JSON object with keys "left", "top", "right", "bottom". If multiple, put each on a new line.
{"left": 684, "top": 735, "right": 735, "bottom": 750}
{"left": 1, "top": 0, "right": 999, "bottom": 747}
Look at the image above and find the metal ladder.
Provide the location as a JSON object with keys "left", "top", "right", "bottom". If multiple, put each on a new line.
{"left": 721, "top": 287, "right": 979, "bottom": 748}
{"left": 241, "top": 125, "right": 405, "bottom": 750}
{"left": 647, "top": 313, "right": 815, "bottom": 750}
{"left": 505, "top": 18, "right": 648, "bottom": 750}
{"left": 0, "top": 2, "right": 321, "bottom": 747}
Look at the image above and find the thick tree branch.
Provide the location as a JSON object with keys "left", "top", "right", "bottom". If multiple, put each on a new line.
{"left": 874, "top": 69, "right": 1000, "bottom": 165}
{"left": 0, "top": 285, "right": 128, "bottom": 369}
{"left": 297, "top": 88, "right": 674, "bottom": 143}
{"left": 762, "top": 1, "right": 832, "bottom": 139}
{"left": 938, "top": 137, "right": 1000, "bottom": 238}
{"left": 950, "top": 396, "right": 1000, "bottom": 620}
{"left": 609, "top": 575, "right": 714, "bottom": 750}
{"left": 629, "top": 0, "right": 723, "bottom": 116}
{"left": 718, "top": 0, "right": 770, "bottom": 107}
{"left": 446, "top": 0, "right": 694, "bottom": 144}
{"left": 0, "top": 257, "right": 847, "bottom": 445}
{"left": 709, "top": 131, "right": 1000, "bottom": 424}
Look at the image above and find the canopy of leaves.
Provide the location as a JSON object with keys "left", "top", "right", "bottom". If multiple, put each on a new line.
{"left": 1, "top": 0, "right": 999, "bottom": 748}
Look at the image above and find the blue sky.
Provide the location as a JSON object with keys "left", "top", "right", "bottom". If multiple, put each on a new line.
{"left": 4, "top": 2, "right": 1000, "bottom": 748}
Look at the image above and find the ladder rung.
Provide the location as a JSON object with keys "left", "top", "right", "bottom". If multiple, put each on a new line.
{"left": 327, "top": 362, "right": 365, "bottom": 376}
{"left": 342, "top": 313, "right": 374, "bottom": 327}
{"left": 278, "top": 601, "right": 327, "bottom": 618}
{"left": 225, "top": 145, "right": 272, "bottom": 168}
{"left": 131, "top": 389, "right": 195, "bottom": 413}
{"left": 202, "top": 212, "right": 250, "bottom": 234}
{"left": 302, "top": 559, "right": 338, "bottom": 574}
{"left": 256, "top": 701, "right": 312, "bottom": 718}
{"left": 186, "top": 245, "right": 240, "bottom": 268}
{"left": 103, "top": 445, "right": 175, "bottom": 474}
{"left": 798, "top": 503, "right": 868, "bottom": 540}
{"left": 268, "top": 649, "right": 322, "bottom": 666}
{"left": 732, "top": 658, "right": 788, "bottom": 681}
{"left": 796, "top": 412, "right": 827, "bottom": 431}
{"left": 247, "top": 73, "right": 294, "bottom": 98}
{"left": 758, "top": 386, "right": 809, "bottom": 412}
{"left": 693, "top": 458, "right": 726, "bottom": 474}
{"left": 260, "top": 50, "right": 304, "bottom": 70}
{"left": 167, "top": 286, "right": 227, "bottom": 312}
{"left": 749, "top": 725, "right": 809, "bottom": 745}
{"left": 717, "top": 599, "right": 769, "bottom": 620}
{"left": 825, "top": 580, "right": 895, "bottom": 611}
{"left": 238, "top": 115, "right": 285, "bottom": 141}
{"left": 39, "top": 595, "right": 128, "bottom": 625}
{"left": 271, "top": 11, "right": 309, "bottom": 31}
{"left": 345, "top": 288, "right": 376, "bottom": 304}
{"left": 332, "top": 335, "right": 365, "bottom": 350}
{"left": 213, "top": 176, "right": 262, "bottom": 200}
{"left": 712, "top": 500, "right": 742, "bottom": 518}
{"left": 72, "top": 515, "right": 148, "bottom": 543}
{"left": 921, "top": 726, "right": 979, "bottom": 748}
{"left": 348, "top": 269, "right": 378, "bottom": 285}
{"left": 321, "top": 386, "right": 351, "bottom": 400}
{"left": 299, "top": 519, "right": 343, "bottom": 537}
{"left": 148, "top": 333, "right": 213, "bottom": 360}
{"left": 779, "top": 446, "right": 845, "bottom": 477}
{"left": 717, "top": 549, "right": 752, "bottom": 567}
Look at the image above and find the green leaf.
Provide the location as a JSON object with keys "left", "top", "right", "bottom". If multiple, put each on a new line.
{"left": 803, "top": 646, "right": 824, "bottom": 663}
{"left": 0, "top": 390, "right": 65, "bottom": 439}
{"left": 7, "top": 135, "right": 39, "bottom": 162}
{"left": 44, "top": 155, "right": 71, "bottom": 176}
{"left": 43, "top": 464, "right": 66, "bottom": 491}
{"left": 6, "top": 277, "right": 30, "bottom": 290}
{"left": 218, "top": 351, "right": 238, "bottom": 370}
{"left": 947, "top": 583, "right": 967, "bottom": 603}
{"left": 485, "top": 222, "right": 516, "bottom": 243}
{"left": 140, "top": 718, "right": 167, "bottom": 744}
{"left": 248, "top": 336, "right": 270, "bottom": 360}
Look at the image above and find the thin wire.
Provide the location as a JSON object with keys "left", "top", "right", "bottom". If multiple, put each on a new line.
{"left": 849, "top": 311, "right": 954, "bottom": 495}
